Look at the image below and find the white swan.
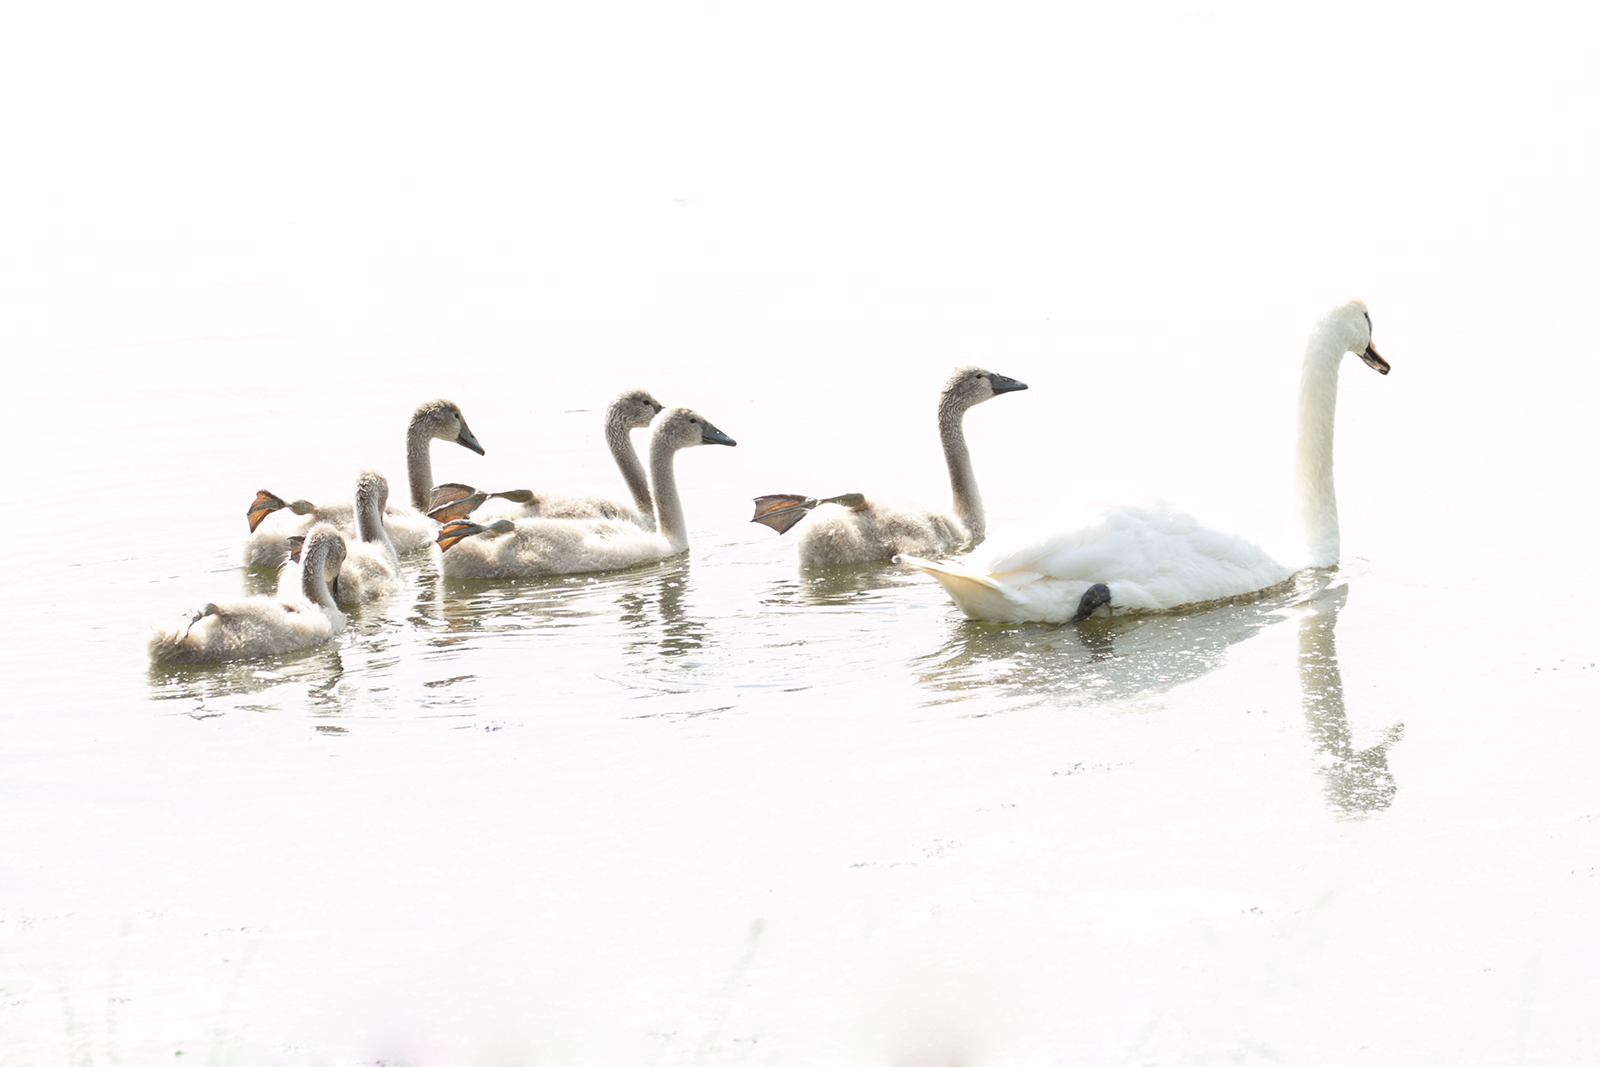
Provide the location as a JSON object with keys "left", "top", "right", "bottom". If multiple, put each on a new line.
{"left": 276, "top": 471, "right": 402, "bottom": 605}
{"left": 149, "top": 524, "right": 348, "bottom": 664}
{"left": 241, "top": 398, "right": 484, "bottom": 567}
{"left": 434, "top": 388, "right": 665, "bottom": 530}
{"left": 899, "top": 300, "right": 1390, "bottom": 623}
{"left": 434, "top": 406, "right": 735, "bottom": 578}
{"left": 750, "top": 366, "right": 1028, "bottom": 566}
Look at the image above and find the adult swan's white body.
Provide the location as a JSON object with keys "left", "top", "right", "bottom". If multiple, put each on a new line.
{"left": 434, "top": 407, "right": 735, "bottom": 578}
{"left": 751, "top": 366, "right": 1028, "bottom": 566}
{"left": 149, "top": 524, "right": 348, "bottom": 664}
{"left": 900, "top": 300, "right": 1391, "bottom": 623}
{"left": 241, "top": 399, "right": 484, "bottom": 567}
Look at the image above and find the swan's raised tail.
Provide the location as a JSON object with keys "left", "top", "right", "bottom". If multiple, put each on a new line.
{"left": 895, "top": 554, "right": 1022, "bottom": 621}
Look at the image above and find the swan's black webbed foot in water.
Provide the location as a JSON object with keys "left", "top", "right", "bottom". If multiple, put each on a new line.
{"left": 1069, "top": 583, "right": 1112, "bottom": 624}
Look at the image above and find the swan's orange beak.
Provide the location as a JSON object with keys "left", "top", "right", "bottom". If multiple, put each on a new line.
{"left": 1360, "top": 343, "right": 1390, "bottom": 375}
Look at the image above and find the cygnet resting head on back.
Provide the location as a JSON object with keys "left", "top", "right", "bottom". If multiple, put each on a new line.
{"left": 751, "top": 365, "right": 1028, "bottom": 567}
{"left": 151, "top": 524, "right": 349, "bottom": 665}
{"left": 277, "top": 470, "right": 403, "bottom": 605}
{"left": 434, "top": 406, "right": 736, "bottom": 578}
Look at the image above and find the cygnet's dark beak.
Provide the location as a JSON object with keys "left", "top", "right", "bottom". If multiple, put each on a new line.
{"left": 702, "top": 422, "right": 737, "bottom": 446}
{"left": 988, "top": 373, "right": 1029, "bottom": 394}
{"left": 1360, "top": 343, "right": 1390, "bottom": 375}
{"left": 456, "top": 420, "right": 486, "bottom": 455}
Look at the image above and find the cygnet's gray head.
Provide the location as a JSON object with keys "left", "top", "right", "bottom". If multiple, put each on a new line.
{"left": 654, "top": 407, "right": 737, "bottom": 450}
{"left": 609, "top": 389, "right": 666, "bottom": 430}
{"left": 939, "top": 365, "right": 1029, "bottom": 415}
{"left": 411, "top": 398, "right": 485, "bottom": 455}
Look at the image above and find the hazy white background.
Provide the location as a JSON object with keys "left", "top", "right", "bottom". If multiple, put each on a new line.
{"left": 2, "top": 2, "right": 1598, "bottom": 1064}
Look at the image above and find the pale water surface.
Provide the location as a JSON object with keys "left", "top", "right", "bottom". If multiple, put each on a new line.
{"left": 3, "top": 4, "right": 1599, "bottom": 1065}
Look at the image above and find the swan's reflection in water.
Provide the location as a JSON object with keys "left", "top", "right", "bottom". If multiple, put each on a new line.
{"left": 914, "top": 583, "right": 1295, "bottom": 711}
{"left": 916, "top": 569, "right": 1404, "bottom": 817}
{"left": 1297, "top": 577, "right": 1403, "bottom": 818}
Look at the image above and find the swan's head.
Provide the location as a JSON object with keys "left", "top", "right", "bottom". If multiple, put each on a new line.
{"left": 354, "top": 469, "right": 390, "bottom": 511}
{"left": 939, "top": 366, "right": 1029, "bottom": 415}
{"left": 654, "top": 407, "right": 737, "bottom": 451}
{"left": 609, "top": 389, "right": 666, "bottom": 430}
{"left": 1327, "top": 300, "right": 1390, "bottom": 375}
{"left": 412, "top": 398, "right": 486, "bottom": 455}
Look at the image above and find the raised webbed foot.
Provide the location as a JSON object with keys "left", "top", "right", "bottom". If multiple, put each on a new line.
{"left": 436, "top": 518, "right": 514, "bottom": 553}
{"left": 751, "top": 494, "right": 819, "bottom": 535}
{"left": 428, "top": 491, "right": 489, "bottom": 523}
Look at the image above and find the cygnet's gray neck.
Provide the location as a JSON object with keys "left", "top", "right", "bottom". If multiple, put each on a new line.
{"left": 406, "top": 417, "right": 435, "bottom": 511}
{"left": 300, "top": 542, "right": 339, "bottom": 610}
{"left": 355, "top": 488, "right": 396, "bottom": 561}
{"left": 938, "top": 397, "right": 983, "bottom": 540}
{"left": 608, "top": 416, "right": 655, "bottom": 519}
{"left": 648, "top": 434, "right": 689, "bottom": 552}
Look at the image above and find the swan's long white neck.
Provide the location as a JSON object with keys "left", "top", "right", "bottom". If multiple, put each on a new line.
{"left": 938, "top": 398, "right": 983, "bottom": 540}
{"left": 299, "top": 540, "right": 340, "bottom": 611}
{"left": 405, "top": 414, "right": 435, "bottom": 511}
{"left": 608, "top": 415, "right": 655, "bottom": 520}
{"left": 1294, "top": 319, "right": 1353, "bottom": 568}
{"left": 648, "top": 435, "right": 689, "bottom": 553}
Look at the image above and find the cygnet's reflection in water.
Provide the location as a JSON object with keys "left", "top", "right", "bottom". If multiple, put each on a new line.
{"left": 757, "top": 560, "right": 932, "bottom": 616}
{"left": 419, "top": 558, "right": 614, "bottom": 639}
{"left": 616, "top": 558, "right": 707, "bottom": 658}
{"left": 915, "top": 582, "right": 1297, "bottom": 711}
{"left": 147, "top": 642, "right": 348, "bottom": 716}
{"left": 1298, "top": 576, "right": 1404, "bottom": 818}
